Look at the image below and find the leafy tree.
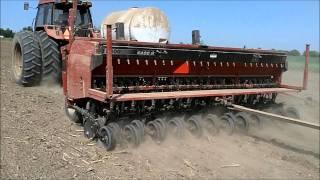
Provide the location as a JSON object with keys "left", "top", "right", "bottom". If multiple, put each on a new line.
{"left": 0, "top": 28, "right": 15, "bottom": 38}
{"left": 288, "top": 49, "right": 301, "bottom": 56}
{"left": 277, "top": 50, "right": 289, "bottom": 54}
{"left": 22, "top": 26, "right": 33, "bottom": 32}
{"left": 273, "top": 49, "right": 301, "bottom": 56}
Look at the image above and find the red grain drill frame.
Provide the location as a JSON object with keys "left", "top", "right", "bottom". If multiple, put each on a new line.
{"left": 84, "top": 25, "right": 309, "bottom": 103}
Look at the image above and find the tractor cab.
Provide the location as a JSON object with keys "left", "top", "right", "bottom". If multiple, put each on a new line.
{"left": 34, "top": 0, "right": 93, "bottom": 39}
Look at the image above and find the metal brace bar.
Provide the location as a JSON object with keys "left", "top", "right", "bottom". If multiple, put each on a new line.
{"left": 230, "top": 104, "right": 319, "bottom": 130}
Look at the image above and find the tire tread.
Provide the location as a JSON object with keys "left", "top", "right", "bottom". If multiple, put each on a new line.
{"left": 12, "top": 31, "right": 42, "bottom": 86}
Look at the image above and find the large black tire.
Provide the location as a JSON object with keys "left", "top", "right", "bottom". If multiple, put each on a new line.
{"left": 98, "top": 126, "right": 116, "bottom": 151}
{"left": 219, "top": 115, "right": 235, "bottom": 135}
{"left": 34, "top": 31, "right": 61, "bottom": 83}
{"left": 123, "top": 124, "right": 140, "bottom": 147}
{"left": 203, "top": 114, "right": 220, "bottom": 136}
{"left": 234, "top": 112, "right": 249, "bottom": 133}
{"left": 186, "top": 116, "right": 203, "bottom": 138}
{"left": 12, "top": 31, "right": 42, "bottom": 86}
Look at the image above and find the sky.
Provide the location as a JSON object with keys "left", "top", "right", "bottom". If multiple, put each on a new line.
{"left": 1, "top": 0, "right": 319, "bottom": 52}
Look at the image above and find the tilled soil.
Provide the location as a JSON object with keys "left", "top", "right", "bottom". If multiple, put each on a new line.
{"left": 1, "top": 40, "right": 319, "bottom": 179}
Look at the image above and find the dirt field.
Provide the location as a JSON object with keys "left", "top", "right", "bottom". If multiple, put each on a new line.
{"left": 1, "top": 40, "right": 319, "bottom": 179}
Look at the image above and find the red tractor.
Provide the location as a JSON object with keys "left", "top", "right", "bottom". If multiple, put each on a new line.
{"left": 12, "top": 0, "right": 93, "bottom": 86}
{"left": 12, "top": 0, "right": 314, "bottom": 151}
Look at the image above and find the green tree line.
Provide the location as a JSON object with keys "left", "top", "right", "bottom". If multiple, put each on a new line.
{"left": 0, "top": 28, "right": 15, "bottom": 38}
{"left": 0, "top": 26, "right": 33, "bottom": 38}
{"left": 303, "top": 50, "right": 320, "bottom": 57}
{"left": 271, "top": 49, "right": 319, "bottom": 57}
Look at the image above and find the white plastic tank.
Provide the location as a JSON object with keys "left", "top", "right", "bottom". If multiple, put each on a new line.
{"left": 101, "top": 7, "right": 170, "bottom": 43}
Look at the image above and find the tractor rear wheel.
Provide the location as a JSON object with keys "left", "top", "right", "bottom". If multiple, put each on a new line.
{"left": 12, "top": 31, "right": 42, "bottom": 86}
{"left": 34, "top": 31, "right": 61, "bottom": 83}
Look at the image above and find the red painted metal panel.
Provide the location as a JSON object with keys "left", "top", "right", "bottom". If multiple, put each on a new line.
{"left": 39, "top": 0, "right": 68, "bottom": 5}
{"left": 88, "top": 89, "right": 107, "bottom": 102}
{"left": 67, "top": 40, "right": 97, "bottom": 99}
{"left": 68, "top": 0, "right": 77, "bottom": 49}
{"left": 67, "top": 54, "right": 91, "bottom": 98}
{"left": 174, "top": 62, "right": 189, "bottom": 74}
{"left": 39, "top": 0, "right": 55, "bottom": 5}
{"left": 93, "top": 59, "right": 283, "bottom": 80}
{"left": 62, "top": 71, "right": 67, "bottom": 94}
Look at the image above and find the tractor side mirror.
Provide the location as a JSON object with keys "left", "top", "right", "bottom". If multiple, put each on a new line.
{"left": 24, "top": 2, "right": 29, "bottom": 11}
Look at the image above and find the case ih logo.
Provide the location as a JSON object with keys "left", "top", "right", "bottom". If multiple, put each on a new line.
{"left": 112, "top": 49, "right": 121, "bottom": 54}
{"left": 111, "top": 49, "right": 156, "bottom": 56}
{"left": 137, "top": 50, "right": 155, "bottom": 56}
